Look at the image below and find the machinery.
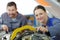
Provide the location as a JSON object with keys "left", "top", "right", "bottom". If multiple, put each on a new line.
{"left": 10, "top": 25, "right": 51, "bottom": 40}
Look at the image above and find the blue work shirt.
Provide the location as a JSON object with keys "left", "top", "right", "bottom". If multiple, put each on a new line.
{"left": 46, "top": 17, "right": 60, "bottom": 40}
{"left": 0, "top": 12, "right": 27, "bottom": 32}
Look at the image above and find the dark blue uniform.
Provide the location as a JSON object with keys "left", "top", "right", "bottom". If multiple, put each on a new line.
{"left": 46, "top": 17, "right": 60, "bottom": 40}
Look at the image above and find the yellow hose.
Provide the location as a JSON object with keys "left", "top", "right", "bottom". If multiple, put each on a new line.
{"left": 10, "top": 25, "right": 36, "bottom": 40}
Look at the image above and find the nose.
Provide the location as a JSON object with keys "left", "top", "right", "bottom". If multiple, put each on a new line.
{"left": 9, "top": 11, "right": 13, "bottom": 14}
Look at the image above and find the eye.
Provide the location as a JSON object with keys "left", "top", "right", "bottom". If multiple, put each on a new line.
{"left": 8, "top": 9, "right": 11, "bottom": 11}
{"left": 39, "top": 13, "right": 43, "bottom": 15}
{"left": 12, "top": 9, "right": 15, "bottom": 11}
{"left": 35, "top": 14, "right": 38, "bottom": 17}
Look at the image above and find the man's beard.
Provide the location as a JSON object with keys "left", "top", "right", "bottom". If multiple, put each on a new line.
{"left": 9, "top": 13, "right": 17, "bottom": 18}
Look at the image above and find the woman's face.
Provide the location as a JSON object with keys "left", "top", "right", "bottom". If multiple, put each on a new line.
{"left": 34, "top": 9, "right": 48, "bottom": 23}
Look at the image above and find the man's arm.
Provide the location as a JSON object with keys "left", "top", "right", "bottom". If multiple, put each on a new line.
{"left": 0, "top": 13, "right": 9, "bottom": 32}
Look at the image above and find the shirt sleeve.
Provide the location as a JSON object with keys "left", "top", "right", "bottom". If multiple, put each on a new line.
{"left": 0, "top": 17, "right": 3, "bottom": 30}
{"left": 1, "top": 13, "right": 12, "bottom": 32}
{"left": 48, "top": 23, "right": 60, "bottom": 39}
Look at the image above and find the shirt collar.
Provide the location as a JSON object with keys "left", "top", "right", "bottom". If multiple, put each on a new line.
{"left": 46, "top": 17, "right": 53, "bottom": 27}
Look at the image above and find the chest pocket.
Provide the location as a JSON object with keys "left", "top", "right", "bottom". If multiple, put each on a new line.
{"left": 11, "top": 22, "right": 20, "bottom": 28}
{"left": 3, "top": 21, "right": 11, "bottom": 28}
{"left": 3, "top": 19, "right": 21, "bottom": 29}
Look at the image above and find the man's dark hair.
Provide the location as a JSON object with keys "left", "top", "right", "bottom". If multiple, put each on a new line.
{"left": 7, "top": 2, "right": 17, "bottom": 9}
{"left": 34, "top": 5, "right": 46, "bottom": 13}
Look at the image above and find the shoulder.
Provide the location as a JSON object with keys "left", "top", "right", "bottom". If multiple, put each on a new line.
{"left": 48, "top": 18, "right": 60, "bottom": 36}
{"left": 49, "top": 17, "right": 60, "bottom": 25}
{"left": 17, "top": 13, "right": 27, "bottom": 20}
{"left": 1, "top": 12, "right": 8, "bottom": 17}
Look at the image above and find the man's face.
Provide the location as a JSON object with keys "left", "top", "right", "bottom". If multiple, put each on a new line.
{"left": 34, "top": 9, "right": 48, "bottom": 23}
{"left": 7, "top": 6, "right": 17, "bottom": 17}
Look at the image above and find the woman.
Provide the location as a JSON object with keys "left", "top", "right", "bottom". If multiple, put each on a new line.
{"left": 33, "top": 5, "right": 60, "bottom": 40}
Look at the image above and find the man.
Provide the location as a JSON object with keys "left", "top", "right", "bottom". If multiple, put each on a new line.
{"left": 33, "top": 5, "right": 60, "bottom": 40}
{"left": 1, "top": 2, "right": 27, "bottom": 32}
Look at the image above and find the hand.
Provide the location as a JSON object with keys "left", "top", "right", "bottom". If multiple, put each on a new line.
{"left": 1, "top": 25, "right": 9, "bottom": 32}
{"left": 40, "top": 27, "right": 48, "bottom": 32}
{"left": 36, "top": 26, "right": 48, "bottom": 33}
